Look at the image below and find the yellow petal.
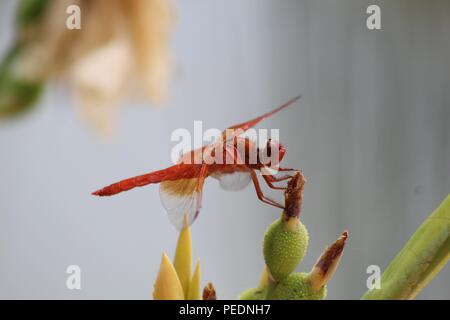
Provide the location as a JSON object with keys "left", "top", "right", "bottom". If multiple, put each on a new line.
{"left": 187, "top": 260, "right": 201, "bottom": 300}
{"left": 153, "top": 252, "right": 184, "bottom": 300}
{"left": 122, "top": 0, "right": 173, "bottom": 104}
{"left": 173, "top": 216, "right": 192, "bottom": 297}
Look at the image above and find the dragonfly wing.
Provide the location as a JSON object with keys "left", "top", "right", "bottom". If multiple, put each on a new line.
{"left": 221, "top": 95, "right": 302, "bottom": 141}
{"left": 159, "top": 178, "right": 204, "bottom": 230}
{"left": 215, "top": 171, "right": 251, "bottom": 191}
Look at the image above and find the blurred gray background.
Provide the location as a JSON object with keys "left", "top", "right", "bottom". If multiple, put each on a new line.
{"left": 1, "top": 0, "right": 449, "bottom": 299}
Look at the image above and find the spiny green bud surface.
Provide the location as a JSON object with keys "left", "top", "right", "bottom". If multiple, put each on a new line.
{"left": 273, "top": 272, "right": 326, "bottom": 300}
{"left": 239, "top": 287, "right": 266, "bottom": 300}
{"left": 263, "top": 217, "right": 309, "bottom": 281}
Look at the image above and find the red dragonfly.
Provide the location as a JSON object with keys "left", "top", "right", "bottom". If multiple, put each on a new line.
{"left": 92, "top": 96, "right": 302, "bottom": 229}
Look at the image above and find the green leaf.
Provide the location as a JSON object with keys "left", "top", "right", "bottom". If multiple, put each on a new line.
{"left": 362, "top": 194, "right": 450, "bottom": 300}
{"left": 16, "top": 0, "right": 51, "bottom": 28}
{"left": 0, "top": 45, "right": 43, "bottom": 118}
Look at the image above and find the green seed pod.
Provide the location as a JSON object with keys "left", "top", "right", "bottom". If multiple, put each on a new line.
{"left": 239, "top": 266, "right": 269, "bottom": 300}
{"left": 239, "top": 287, "right": 266, "bottom": 300}
{"left": 263, "top": 216, "right": 309, "bottom": 281}
{"left": 272, "top": 272, "right": 327, "bottom": 300}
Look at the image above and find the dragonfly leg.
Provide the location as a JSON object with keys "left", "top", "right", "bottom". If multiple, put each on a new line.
{"left": 262, "top": 174, "right": 294, "bottom": 190}
{"left": 251, "top": 171, "right": 284, "bottom": 209}
{"left": 278, "top": 167, "right": 297, "bottom": 172}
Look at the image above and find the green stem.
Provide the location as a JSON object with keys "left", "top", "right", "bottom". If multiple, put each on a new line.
{"left": 362, "top": 194, "right": 450, "bottom": 300}
{"left": 264, "top": 277, "right": 278, "bottom": 300}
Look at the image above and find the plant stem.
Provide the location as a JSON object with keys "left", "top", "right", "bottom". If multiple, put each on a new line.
{"left": 264, "top": 276, "right": 278, "bottom": 300}
{"left": 362, "top": 194, "right": 450, "bottom": 300}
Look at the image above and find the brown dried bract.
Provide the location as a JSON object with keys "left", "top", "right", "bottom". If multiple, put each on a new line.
{"left": 309, "top": 231, "right": 349, "bottom": 291}
{"left": 202, "top": 283, "right": 217, "bottom": 300}
{"left": 315, "top": 231, "right": 348, "bottom": 274}
{"left": 284, "top": 171, "right": 306, "bottom": 219}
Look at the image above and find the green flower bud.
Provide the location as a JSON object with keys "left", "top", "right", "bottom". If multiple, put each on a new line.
{"left": 239, "top": 266, "right": 269, "bottom": 300}
{"left": 239, "top": 287, "right": 266, "bottom": 300}
{"left": 272, "top": 272, "right": 327, "bottom": 300}
{"left": 263, "top": 216, "right": 309, "bottom": 281}
{"left": 263, "top": 171, "right": 309, "bottom": 281}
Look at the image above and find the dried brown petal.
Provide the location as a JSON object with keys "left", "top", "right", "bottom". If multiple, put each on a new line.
{"left": 202, "top": 283, "right": 217, "bottom": 300}
{"left": 284, "top": 171, "right": 306, "bottom": 219}
{"left": 308, "top": 231, "right": 349, "bottom": 291}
